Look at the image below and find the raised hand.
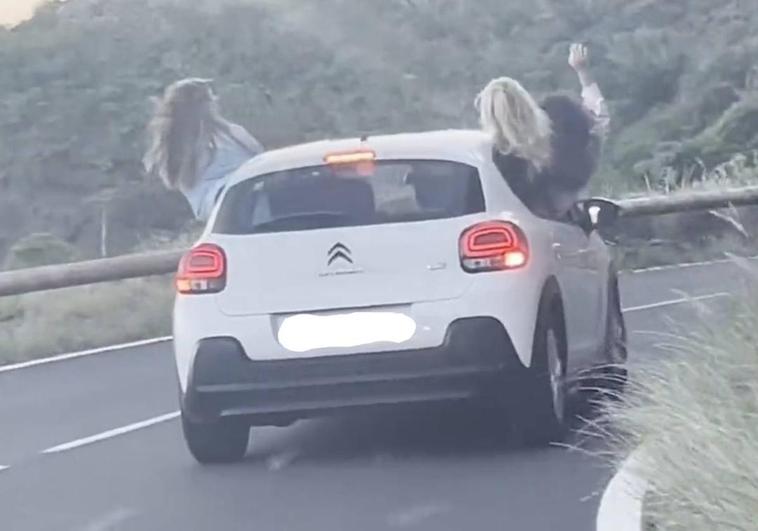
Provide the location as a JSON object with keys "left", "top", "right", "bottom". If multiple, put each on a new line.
{"left": 568, "top": 43, "right": 590, "bottom": 73}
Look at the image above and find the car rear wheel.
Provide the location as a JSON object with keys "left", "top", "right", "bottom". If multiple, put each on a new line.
{"left": 181, "top": 412, "right": 250, "bottom": 464}
{"left": 507, "top": 289, "right": 569, "bottom": 446}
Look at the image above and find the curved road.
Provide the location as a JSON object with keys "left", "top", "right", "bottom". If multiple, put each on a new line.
{"left": 0, "top": 260, "right": 747, "bottom": 531}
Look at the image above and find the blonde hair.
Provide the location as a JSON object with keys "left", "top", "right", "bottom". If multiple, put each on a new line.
{"left": 143, "top": 78, "right": 234, "bottom": 190}
{"left": 475, "top": 77, "right": 553, "bottom": 172}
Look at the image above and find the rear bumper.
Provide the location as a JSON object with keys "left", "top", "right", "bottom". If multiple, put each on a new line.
{"left": 182, "top": 317, "right": 526, "bottom": 425}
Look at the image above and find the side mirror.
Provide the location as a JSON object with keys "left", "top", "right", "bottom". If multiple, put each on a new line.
{"left": 575, "top": 198, "right": 621, "bottom": 232}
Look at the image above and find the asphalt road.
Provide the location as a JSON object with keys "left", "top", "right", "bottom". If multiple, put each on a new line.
{"left": 0, "top": 259, "right": 751, "bottom": 531}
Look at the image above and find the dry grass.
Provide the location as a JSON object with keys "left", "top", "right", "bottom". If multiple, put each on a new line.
{"left": 603, "top": 258, "right": 758, "bottom": 530}
{"left": 0, "top": 228, "right": 197, "bottom": 365}
{"left": 0, "top": 275, "right": 174, "bottom": 365}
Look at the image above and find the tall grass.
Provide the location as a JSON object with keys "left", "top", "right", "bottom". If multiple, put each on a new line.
{"left": 605, "top": 259, "right": 758, "bottom": 530}
{"left": 0, "top": 229, "right": 198, "bottom": 365}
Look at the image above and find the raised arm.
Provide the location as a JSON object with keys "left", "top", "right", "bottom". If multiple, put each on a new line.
{"left": 568, "top": 43, "right": 610, "bottom": 141}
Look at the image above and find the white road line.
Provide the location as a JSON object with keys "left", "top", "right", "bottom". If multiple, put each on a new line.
{"left": 0, "top": 336, "right": 172, "bottom": 374}
{"left": 42, "top": 411, "right": 180, "bottom": 454}
{"left": 623, "top": 292, "right": 730, "bottom": 313}
{"left": 82, "top": 508, "right": 138, "bottom": 531}
{"left": 0, "top": 465, "right": 9, "bottom": 472}
{"left": 596, "top": 449, "right": 647, "bottom": 531}
{"left": 626, "top": 255, "right": 758, "bottom": 275}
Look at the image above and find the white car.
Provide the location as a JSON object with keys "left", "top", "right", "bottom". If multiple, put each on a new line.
{"left": 173, "top": 129, "right": 627, "bottom": 464}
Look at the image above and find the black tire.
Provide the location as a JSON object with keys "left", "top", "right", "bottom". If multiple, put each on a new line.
{"left": 597, "top": 271, "right": 628, "bottom": 399}
{"left": 182, "top": 412, "right": 250, "bottom": 464}
{"left": 508, "top": 284, "right": 569, "bottom": 446}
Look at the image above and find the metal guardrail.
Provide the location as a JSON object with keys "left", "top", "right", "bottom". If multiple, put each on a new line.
{"left": 617, "top": 186, "right": 758, "bottom": 217}
{"left": 1, "top": 186, "right": 758, "bottom": 298}
{"left": 0, "top": 250, "right": 183, "bottom": 298}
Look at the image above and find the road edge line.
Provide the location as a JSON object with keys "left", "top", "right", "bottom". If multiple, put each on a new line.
{"left": 622, "top": 292, "right": 731, "bottom": 313}
{"left": 0, "top": 336, "right": 173, "bottom": 374}
{"left": 596, "top": 448, "right": 647, "bottom": 531}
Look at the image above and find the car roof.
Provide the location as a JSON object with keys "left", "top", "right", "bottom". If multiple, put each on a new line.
{"left": 225, "top": 129, "right": 495, "bottom": 187}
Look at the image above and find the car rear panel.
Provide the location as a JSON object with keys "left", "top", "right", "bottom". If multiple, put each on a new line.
{"left": 173, "top": 263, "right": 543, "bottom": 391}
{"left": 174, "top": 131, "right": 553, "bottom": 408}
{"left": 212, "top": 218, "right": 479, "bottom": 316}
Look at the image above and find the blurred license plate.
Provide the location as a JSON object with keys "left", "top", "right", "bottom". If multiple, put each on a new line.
{"left": 277, "top": 311, "right": 416, "bottom": 353}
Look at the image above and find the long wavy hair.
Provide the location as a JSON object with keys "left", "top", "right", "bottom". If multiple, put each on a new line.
{"left": 143, "top": 78, "right": 234, "bottom": 191}
{"left": 475, "top": 76, "right": 554, "bottom": 172}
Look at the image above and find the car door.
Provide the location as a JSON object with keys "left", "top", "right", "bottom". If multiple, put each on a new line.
{"left": 549, "top": 219, "right": 604, "bottom": 368}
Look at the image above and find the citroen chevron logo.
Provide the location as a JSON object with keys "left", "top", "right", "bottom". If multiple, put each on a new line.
{"left": 327, "top": 243, "right": 353, "bottom": 266}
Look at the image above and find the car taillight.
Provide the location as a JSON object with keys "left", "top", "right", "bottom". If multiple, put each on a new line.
{"left": 459, "top": 221, "right": 528, "bottom": 273}
{"left": 176, "top": 244, "right": 227, "bottom": 294}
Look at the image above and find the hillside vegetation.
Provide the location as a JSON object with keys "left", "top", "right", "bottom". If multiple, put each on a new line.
{"left": 1, "top": 0, "right": 758, "bottom": 264}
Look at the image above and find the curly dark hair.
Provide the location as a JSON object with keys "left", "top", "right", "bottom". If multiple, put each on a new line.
{"left": 538, "top": 93, "right": 596, "bottom": 191}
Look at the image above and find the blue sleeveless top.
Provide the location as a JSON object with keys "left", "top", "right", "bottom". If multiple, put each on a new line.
{"left": 182, "top": 126, "right": 263, "bottom": 221}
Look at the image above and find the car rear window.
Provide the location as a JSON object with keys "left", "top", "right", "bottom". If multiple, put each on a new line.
{"left": 213, "top": 160, "right": 485, "bottom": 234}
